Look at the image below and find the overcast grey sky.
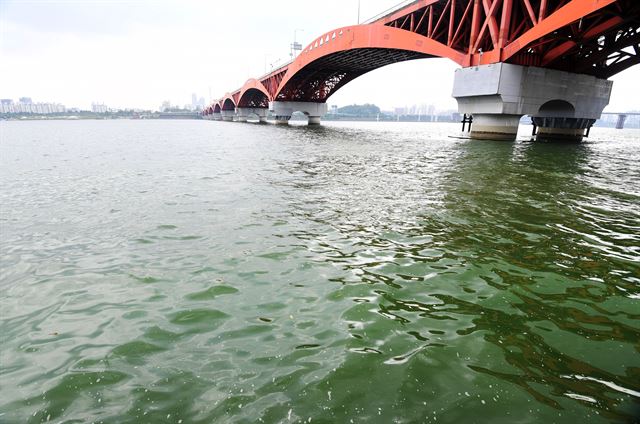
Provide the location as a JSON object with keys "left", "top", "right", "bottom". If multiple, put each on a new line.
{"left": 1, "top": 0, "right": 638, "bottom": 112}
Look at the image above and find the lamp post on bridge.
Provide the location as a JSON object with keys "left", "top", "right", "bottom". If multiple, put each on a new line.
{"left": 264, "top": 54, "right": 284, "bottom": 74}
{"left": 290, "top": 29, "right": 304, "bottom": 59}
{"left": 264, "top": 54, "right": 270, "bottom": 74}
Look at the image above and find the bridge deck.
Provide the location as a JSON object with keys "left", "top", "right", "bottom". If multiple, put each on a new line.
{"left": 205, "top": 0, "right": 640, "bottom": 115}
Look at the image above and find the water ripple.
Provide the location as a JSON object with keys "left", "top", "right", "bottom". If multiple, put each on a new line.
{"left": 1, "top": 121, "right": 638, "bottom": 423}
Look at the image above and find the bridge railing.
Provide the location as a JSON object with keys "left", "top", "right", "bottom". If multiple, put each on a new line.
{"left": 363, "top": 0, "right": 423, "bottom": 24}
{"left": 253, "top": 59, "right": 294, "bottom": 84}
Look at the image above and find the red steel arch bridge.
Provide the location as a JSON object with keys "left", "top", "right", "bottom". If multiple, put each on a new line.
{"left": 203, "top": 0, "right": 640, "bottom": 141}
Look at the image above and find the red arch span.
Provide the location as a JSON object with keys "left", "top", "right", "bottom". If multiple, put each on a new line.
{"left": 214, "top": 1, "right": 639, "bottom": 106}
{"left": 221, "top": 94, "right": 236, "bottom": 111}
{"left": 237, "top": 79, "right": 271, "bottom": 108}
{"left": 272, "top": 24, "right": 466, "bottom": 103}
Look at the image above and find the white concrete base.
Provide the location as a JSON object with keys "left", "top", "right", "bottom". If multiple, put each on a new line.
{"left": 453, "top": 63, "right": 612, "bottom": 141}
{"left": 235, "top": 115, "right": 248, "bottom": 123}
{"left": 236, "top": 107, "right": 267, "bottom": 123}
{"left": 453, "top": 63, "right": 612, "bottom": 118}
{"left": 537, "top": 127, "right": 585, "bottom": 142}
{"left": 532, "top": 117, "right": 593, "bottom": 142}
{"left": 269, "top": 101, "right": 327, "bottom": 125}
{"left": 221, "top": 110, "right": 234, "bottom": 122}
{"left": 470, "top": 114, "right": 521, "bottom": 141}
{"left": 213, "top": 113, "right": 222, "bottom": 121}
{"left": 274, "top": 116, "right": 290, "bottom": 125}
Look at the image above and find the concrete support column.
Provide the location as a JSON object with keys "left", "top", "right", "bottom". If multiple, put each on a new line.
{"left": 237, "top": 107, "right": 268, "bottom": 123}
{"left": 274, "top": 116, "right": 291, "bottom": 125}
{"left": 269, "top": 101, "right": 327, "bottom": 126}
{"left": 221, "top": 110, "right": 234, "bottom": 122}
{"left": 235, "top": 107, "right": 248, "bottom": 123}
{"left": 533, "top": 117, "right": 593, "bottom": 142}
{"left": 469, "top": 114, "right": 522, "bottom": 140}
{"left": 453, "top": 63, "right": 613, "bottom": 142}
{"left": 213, "top": 112, "right": 222, "bottom": 121}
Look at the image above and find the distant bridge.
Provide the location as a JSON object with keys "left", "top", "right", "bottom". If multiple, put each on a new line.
{"left": 602, "top": 112, "right": 640, "bottom": 129}
{"left": 204, "top": 0, "right": 640, "bottom": 141}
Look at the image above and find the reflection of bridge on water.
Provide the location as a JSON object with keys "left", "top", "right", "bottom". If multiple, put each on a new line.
{"left": 203, "top": 0, "right": 640, "bottom": 142}
{"left": 601, "top": 112, "right": 640, "bottom": 129}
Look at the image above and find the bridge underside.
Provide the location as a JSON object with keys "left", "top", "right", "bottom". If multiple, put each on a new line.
{"left": 453, "top": 62, "right": 613, "bottom": 141}
{"left": 276, "top": 48, "right": 432, "bottom": 102}
{"left": 238, "top": 88, "right": 269, "bottom": 108}
{"left": 377, "top": 0, "right": 640, "bottom": 79}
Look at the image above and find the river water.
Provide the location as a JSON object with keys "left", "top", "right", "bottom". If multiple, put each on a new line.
{"left": 1, "top": 120, "right": 639, "bottom": 423}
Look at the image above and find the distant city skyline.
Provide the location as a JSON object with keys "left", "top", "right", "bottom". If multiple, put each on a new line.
{"left": 0, "top": 97, "right": 66, "bottom": 114}
{"left": 2, "top": 0, "right": 639, "bottom": 114}
{"left": 0, "top": 92, "right": 211, "bottom": 113}
{"left": 3, "top": 93, "right": 640, "bottom": 118}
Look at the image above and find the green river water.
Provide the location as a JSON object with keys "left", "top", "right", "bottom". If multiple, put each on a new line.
{"left": 1, "top": 120, "right": 639, "bottom": 423}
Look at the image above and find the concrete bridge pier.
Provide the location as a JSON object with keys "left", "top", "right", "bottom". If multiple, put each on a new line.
{"left": 274, "top": 116, "right": 291, "bottom": 125}
{"left": 213, "top": 112, "right": 222, "bottom": 121}
{"left": 236, "top": 107, "right": 268, "bottom": 123}
{"left": 269, "top": 101, "right": 328, "bottom": 125}
{"left": 221, "top": 110, "right": 235, "bottom": 122}
{"left": 466, "top": 114, "right": 522, "bottom": 141}
{"left": 453, "top": 63, "right": 612, "bottom": 142}
{"left": 532, "top": 117, "right": 595, "bottom": 142}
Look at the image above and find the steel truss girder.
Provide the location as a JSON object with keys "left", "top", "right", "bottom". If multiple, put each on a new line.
{"left": 203, "top": 0, "right": 639, "bottom": 113}
{"left": 379, "top": 0, "right": 639, "bottom": 75}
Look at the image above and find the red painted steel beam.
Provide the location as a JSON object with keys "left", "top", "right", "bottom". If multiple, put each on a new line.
{"left": 539, "top": 0, "right": 548, "bottom": 21}
{"left": 431, "top": 0, "right": 451, "bottom": 39}
{"left": 448, "top": 0, "right": 455, "bottom": 46}
{"left": 474, "top": 0, "right": 501, "bottom": 52}
{"left": 521, "top": 0, "right": 537, "bottom": 25}
{"left": 541, "top": 41, "right": 578, "bottom": 65}
{"left": 469, "top": 0, "right": 482, "bottom": 53}
{"left": 275, "top": 24, "right": 468, "bottom": 100}
{"left": 372, "top": 0, "right": 438, "bottom": 25}
{"left": 583, "top": 16, "right": 626, "bottom": 39}
{"left": 481, "top": 0, "right": 500, "bottom": 48}
{"left": 499, "top": 0, "right": 514, "bottom": 48}
{"left": 237, "top": 79, "right": 272, "bottom": 106}
{"left": 221, "top": 95, "right": 236, "bottom": 111}
{"left": 452, "top": 0, "right": 474, "bottom": 48}
{"left": 415, "top": 6, "right": 429, "bottom": 32}
{"left": 500, "top": 0, "right": 617, "bottom": 62}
